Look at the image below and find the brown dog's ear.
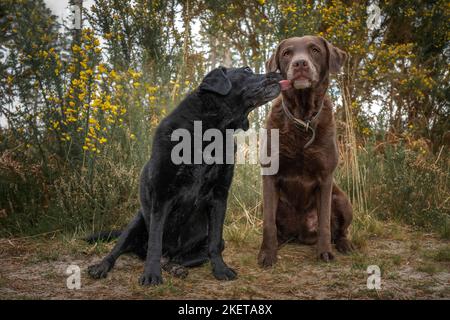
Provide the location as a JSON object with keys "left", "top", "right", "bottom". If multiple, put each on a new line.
{"left": 265, "top": 52, "right": 278, "bottom": 73}
{"left": 321, "top": 37, "right": 348, "bottom": 74}
{"left": 265, "top": 40, "right": 286, "bottom": 73}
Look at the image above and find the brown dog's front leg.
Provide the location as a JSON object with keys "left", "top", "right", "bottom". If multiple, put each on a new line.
{"left": 317, "top": 176, "right": 334, "bottom": 262}
{"left": 258, "top": 175, "right": 279, "bottom": 268}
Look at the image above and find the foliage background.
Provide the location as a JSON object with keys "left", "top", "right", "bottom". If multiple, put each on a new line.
{"left": 0, "top": 0, "right": 448, "bottom": 240}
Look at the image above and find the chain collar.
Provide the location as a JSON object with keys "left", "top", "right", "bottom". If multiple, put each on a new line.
{"left": 281, "top": 98, "right": 324, "bottom": 148}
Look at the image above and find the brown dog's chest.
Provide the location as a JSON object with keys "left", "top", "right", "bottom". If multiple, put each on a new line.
{"left": 272, "top": 116, "right": 337, "bottom": 213}
{"left": 276, "top": 157, "right": 319, "bottom": 210}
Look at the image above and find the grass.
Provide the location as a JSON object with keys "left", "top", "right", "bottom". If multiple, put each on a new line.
{"left": 1, "top": 123, "right": 448, "bottom": 241}
{"left": 433, "top": 246, "right": 450, "bottom": 262}
{"left": 416, "top": 263, "right": 441, "bottom": 275}
{"left": 1, "top": 221, "right": 449, "bottom": 299}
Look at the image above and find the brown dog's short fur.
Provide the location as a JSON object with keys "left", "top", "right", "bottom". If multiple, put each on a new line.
{"left": 258, "top": 36, "right": 354, "bottom": 267}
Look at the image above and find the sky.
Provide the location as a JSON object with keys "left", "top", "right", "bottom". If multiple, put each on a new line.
{"left": 44, "top": 0, "right": 95, "bottom": 23}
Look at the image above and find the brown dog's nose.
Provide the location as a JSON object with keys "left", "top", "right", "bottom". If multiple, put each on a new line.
{"left": 292, "top": 59, "right": 309, "bottom": 70}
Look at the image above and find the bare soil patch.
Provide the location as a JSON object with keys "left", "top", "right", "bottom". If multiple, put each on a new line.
{"left": 0, "top": 223, "right": 449, "bottom": 299}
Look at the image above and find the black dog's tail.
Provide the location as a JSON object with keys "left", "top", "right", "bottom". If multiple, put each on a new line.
{"left": 84, "top": 230, "right": 122, "bottom": 244}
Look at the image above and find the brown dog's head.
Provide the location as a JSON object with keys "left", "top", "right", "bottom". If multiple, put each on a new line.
{"left": 266, "top": 36, "right": 347, "bottom": 90}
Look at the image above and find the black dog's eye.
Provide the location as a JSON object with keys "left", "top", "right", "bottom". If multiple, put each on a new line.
{"left": 244, "top": 66, "right": 253, "bottom": 73}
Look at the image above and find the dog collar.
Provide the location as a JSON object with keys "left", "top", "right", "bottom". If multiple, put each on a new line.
{"left": 281, "top": 99, "right": 324, "bottom": 148}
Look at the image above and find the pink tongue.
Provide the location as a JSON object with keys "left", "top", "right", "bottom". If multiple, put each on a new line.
{"left": 279, "top": 80, "right": 292, "bottom": 91}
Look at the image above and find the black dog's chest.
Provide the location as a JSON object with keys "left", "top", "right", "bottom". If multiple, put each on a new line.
{"left": 170, "top": 164, "right": 231, "bottom": 214}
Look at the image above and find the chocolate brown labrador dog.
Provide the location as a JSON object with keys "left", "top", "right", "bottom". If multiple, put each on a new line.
{"left": 258, "top": 36, "right": 354, "bottom": 267}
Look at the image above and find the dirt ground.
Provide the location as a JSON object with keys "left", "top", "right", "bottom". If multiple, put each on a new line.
{"left": 0, "top": 222, "right": 449, "bottom": 300}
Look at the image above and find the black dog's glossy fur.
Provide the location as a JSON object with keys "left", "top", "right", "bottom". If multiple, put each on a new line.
{"left": 87, "top": 67, "right": 282, "bottom": 285}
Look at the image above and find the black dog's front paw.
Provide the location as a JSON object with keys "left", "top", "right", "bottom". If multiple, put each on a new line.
{"left": 139, "top": 272, "right": 163, "bottom": 286}
{"left": 88, "top": 261, "right": 112, "bottom": 279}
{"left": 213, "top": 266, "right": 237, "bottom": 281}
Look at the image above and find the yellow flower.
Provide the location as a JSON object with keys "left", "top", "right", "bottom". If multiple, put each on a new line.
{"left": 130, "top": 134, "right": 136, "bottom": 140}
{"left": 92, "top": 99, "right": 101, "bottom": 107}
{"left": 147, "top": 85, "right": 158, "bottom": 94}
{"left": 99, "top": 137, "right": 107, "bottom": 144}
{"left": 72, "top": 45, "right": 81, "bottom": 52}
{"left": 110, "top": 70, "right": 118, "bottom": 79}
{"left": 97, "top": 64, "right": 107, "bottom": 74}
{"left": 82, "top": 145, "right": 89, "bottom": 151}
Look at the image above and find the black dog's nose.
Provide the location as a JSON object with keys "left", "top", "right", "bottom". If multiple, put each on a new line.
{"left": 292, "top": 59, "right": 309, "bottom": 70}
{"left": 266, "top": 72, "right": 283, "bottom": 81}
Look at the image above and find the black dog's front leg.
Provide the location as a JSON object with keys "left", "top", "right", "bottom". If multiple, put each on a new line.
{"left": 88, "top": 212, "right": 146, "bottom": 279}
{"left": 139, "top": 207, "right": 167, "bottom": 286}
{"left": 208, "top": 196, "right": 237, "bottom": 281}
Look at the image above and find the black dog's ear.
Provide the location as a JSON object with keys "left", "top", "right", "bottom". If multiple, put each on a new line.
{"left": 241, "top": 118, "right": 250, "bottom": 131}
{"left": 265, "top": 40, "right": 286, "bottom": 73}
{"left": 199, "top": 67, "right": 232, "bottom": 95}
{"left": 320, "top": 37, "right": 348, "bottom": 74}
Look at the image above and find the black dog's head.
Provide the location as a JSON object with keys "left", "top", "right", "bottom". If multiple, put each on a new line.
{"left": 198, "top": 66, "right": 282, "bottom": 130}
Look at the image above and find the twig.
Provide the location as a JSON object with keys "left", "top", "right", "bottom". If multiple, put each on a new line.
{"left": 1, "top": 229, "right": 62, "bottom": 242}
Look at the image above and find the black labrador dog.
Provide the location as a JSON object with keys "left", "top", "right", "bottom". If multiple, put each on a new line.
{"left": 87, "top": 67, "right": 282, "bottom": 285}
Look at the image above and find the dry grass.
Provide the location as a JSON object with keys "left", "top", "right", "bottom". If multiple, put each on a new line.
{"left": 0, "top": 222, "right": 449, "bottom": 300}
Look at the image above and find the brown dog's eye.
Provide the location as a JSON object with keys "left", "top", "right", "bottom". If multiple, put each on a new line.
{"left": 282, "top": 50, "right": 291, "bottom": 57}
{"left": 312, "top": 47, "right": 320, "bottom": 54}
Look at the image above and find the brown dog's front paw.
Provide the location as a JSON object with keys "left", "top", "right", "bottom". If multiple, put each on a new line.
{"left": 335, "top": 238, "right": 355, "bottom": 254}
{"left": 258, "top": 250, "right": 277, "bottom": 268}
{"left": 318, "top": 251, "right": 335, "bottom": 262}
